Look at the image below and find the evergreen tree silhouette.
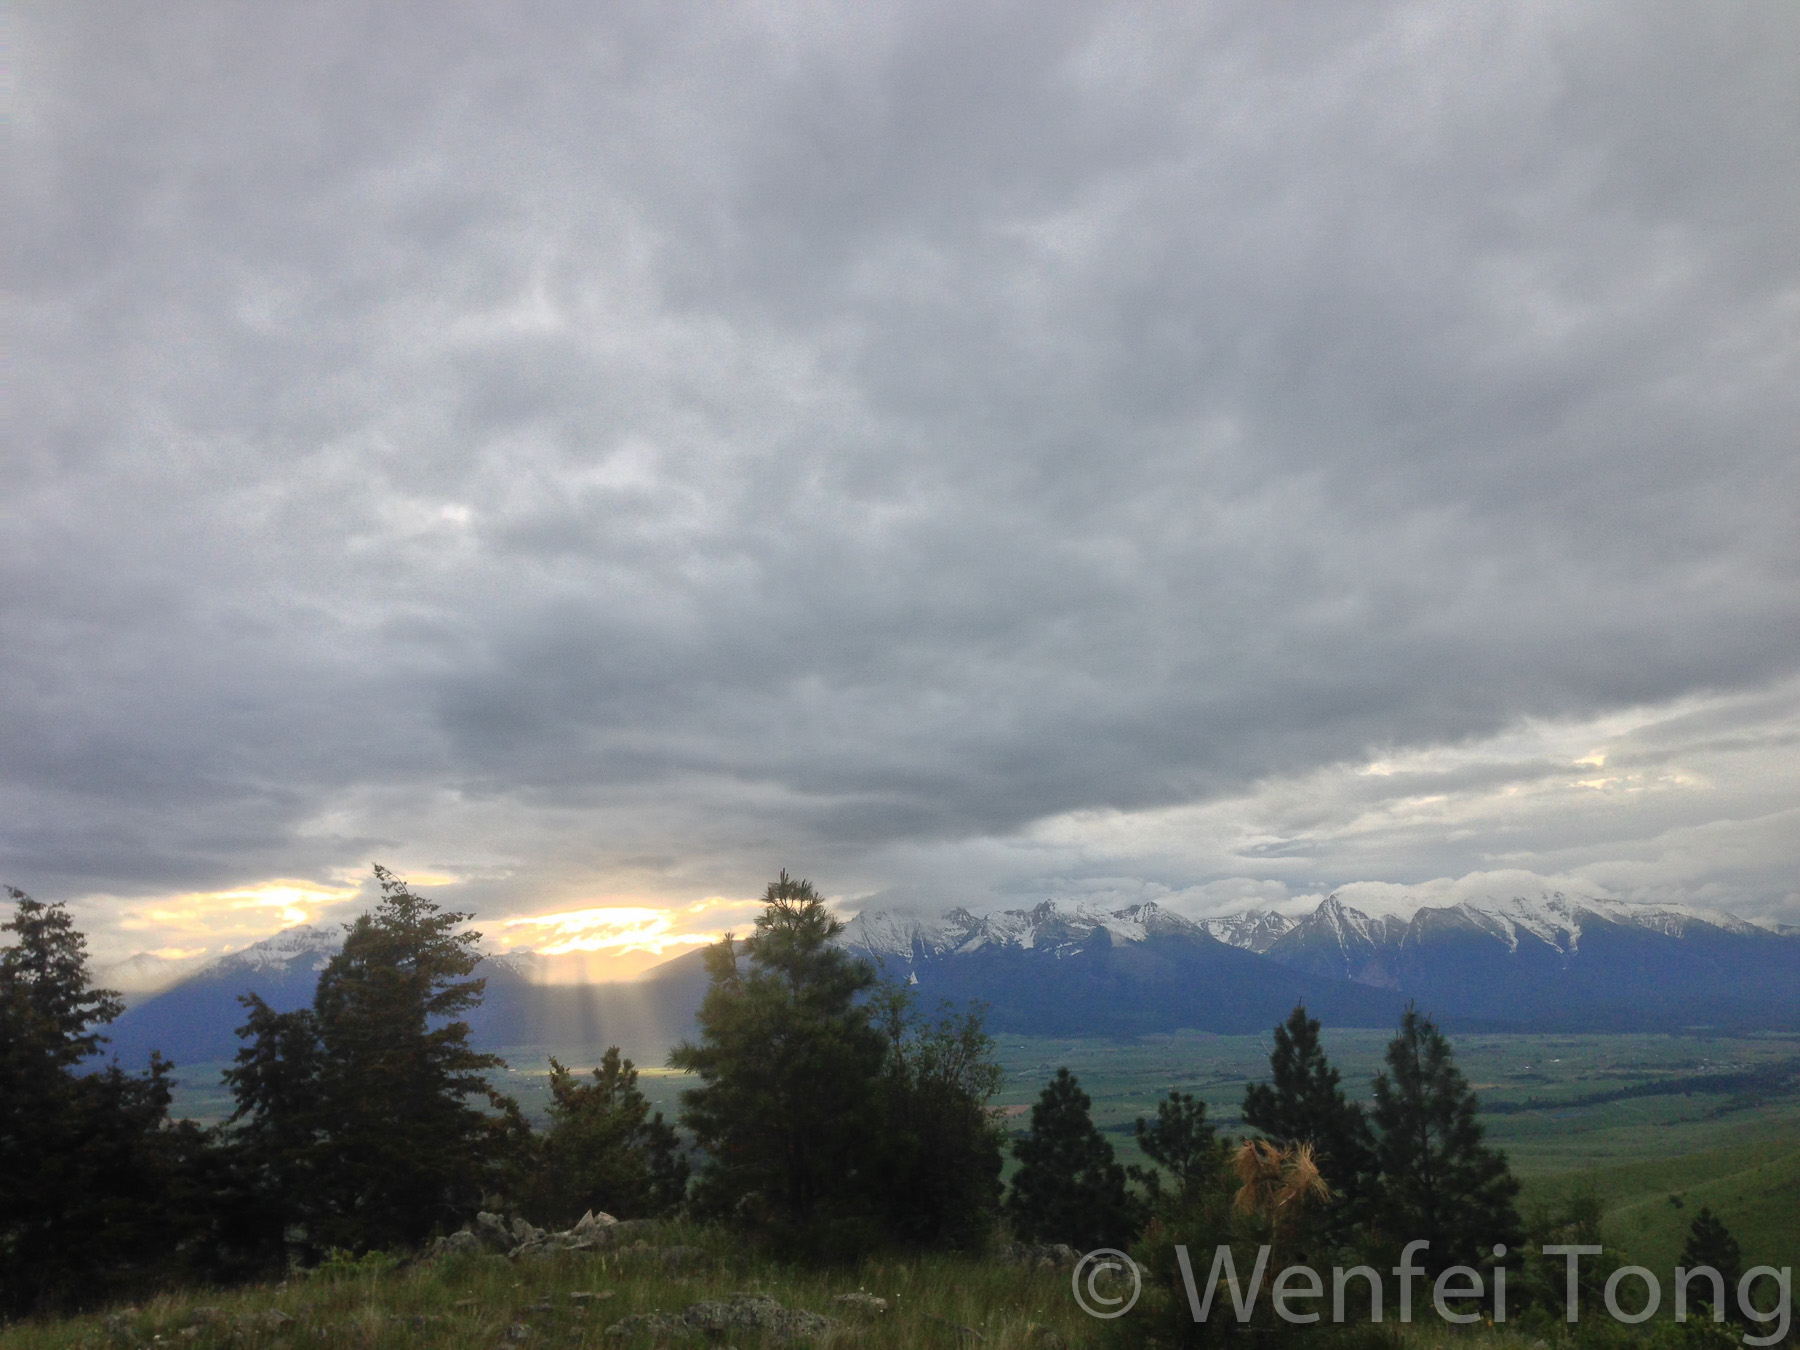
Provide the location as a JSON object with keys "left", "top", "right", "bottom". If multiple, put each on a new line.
{"left": 1371, "top": 1005, "right": 1520, "bottom": 1272}
{"left": 1242, "top": 1002, "right": 1375, "bottom": 1236}
{"left": 1129, "top": 1090, "right": 1218, "bottom": 1206}
{"left": 1006, "top": 1067, "right": 1139, "bottom": 1250}
{"left": 2, "top": 889, "right": 204, "bottom": 1313}
{"left": 226, "top": 866, "right": 518, "bottom": 1254}
{"left": 671, "top": 871, "right": 888, "bottom": 1246}
{"left": 521, "top": 1047, "right": 688, "bottom": 1225}
{"left": 1680, "top": 1207, "right": 1744, "bottom": 1320}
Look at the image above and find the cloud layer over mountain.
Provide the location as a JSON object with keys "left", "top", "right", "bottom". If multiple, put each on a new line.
{"left": 7, "top": 2, "right": 1798, "bottom": 955}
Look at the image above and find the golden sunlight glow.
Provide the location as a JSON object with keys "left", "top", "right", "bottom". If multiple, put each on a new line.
{"left": 100, "top": 879, "right": 363, "bottom": 961}
{"left": 489, "top": 902, "right": 740, "bottom": 981}
{"left": 499, "top": 906, "right": 720, "bottom": 957}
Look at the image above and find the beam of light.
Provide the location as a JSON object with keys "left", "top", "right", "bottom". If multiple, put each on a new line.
{"left": 497, "top": 905, "right": 721, "bottom": 957}
{"left": 490, "top": 903, "right": 733, "bottom": 984}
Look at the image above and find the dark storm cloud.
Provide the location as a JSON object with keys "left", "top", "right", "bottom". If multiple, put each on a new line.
{"left": 5, "top": 2, "right": 1798, "bottom": 914}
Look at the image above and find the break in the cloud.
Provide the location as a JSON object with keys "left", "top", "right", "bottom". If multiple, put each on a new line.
{"left": 6, "top": 2, "right": 1798, "bottom": 963}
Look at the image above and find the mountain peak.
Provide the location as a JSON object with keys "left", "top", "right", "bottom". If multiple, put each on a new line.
{"left": 841, "top": 896, "right": 1212, "bottom": 965}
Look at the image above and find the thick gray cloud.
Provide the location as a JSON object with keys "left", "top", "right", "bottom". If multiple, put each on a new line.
{"left": 6, "top": 2, "right": 1798, "bottom": 942}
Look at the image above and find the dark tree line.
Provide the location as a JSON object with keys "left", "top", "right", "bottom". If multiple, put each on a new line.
{"left": 0, "top": 870, "right": 1007, "bottom": 1313}
{"left": 2, "top": 875, "right": 1766, "bottom": 1341}
{"left": 2, "top": 889, "right": 215, "bottom": 1312}
{"left": 1001, "top": 1001, "right": 1523, "bottom": 1277}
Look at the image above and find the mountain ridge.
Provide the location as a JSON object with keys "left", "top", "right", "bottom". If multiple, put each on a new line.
{"left": 97, "top": 890, "right": 1800, "bottom": 1071}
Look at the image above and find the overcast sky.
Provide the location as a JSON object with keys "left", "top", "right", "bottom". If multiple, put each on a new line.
{"left": 7, "top": 2, "right": 1798, "bottom": 968}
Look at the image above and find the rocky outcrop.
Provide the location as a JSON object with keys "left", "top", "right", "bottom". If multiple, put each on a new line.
{"left": 430, "top": 1209, "right": 624, "bottom": 1259}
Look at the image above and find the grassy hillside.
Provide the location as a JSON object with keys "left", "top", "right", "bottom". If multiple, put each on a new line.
{"left": 125, "top": 1026, "right": 1795, "bottom": 1350}
{"left": 0, "top": 1227, "right": 1581, "bottom": 1350}
{"left": 1522, "top": 1134, "right": 1800, "bottom": 1273}
{"left": 0, "top": 1228, "right": 1097, "bottom": 1350}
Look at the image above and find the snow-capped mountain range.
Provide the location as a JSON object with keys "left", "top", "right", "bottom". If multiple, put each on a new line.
{"left": 101, "top": 924, "right": 554, "bottom": 997}
{"left": 97, "top": 889, "right": 1800, "bottom": 1069}
{"left": 841, "top": 890, "right": 1800, "bottom": 1033}
{"left": 110, "top": 889, "right": 1775, "bottom": 1000}
{"left": 840, "top": 890, "right": 1774, "bottom": 971}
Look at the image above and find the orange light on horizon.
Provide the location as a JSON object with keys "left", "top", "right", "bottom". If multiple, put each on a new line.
{"left": 114, "top": 879, "right": 360, "bottom": 935}
{"left": 497, "top": 905, "right": 722, "bottom": 957}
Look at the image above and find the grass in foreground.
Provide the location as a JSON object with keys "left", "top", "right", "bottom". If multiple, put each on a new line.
{"left": 0, "top": 1225, "right": 1098, "bottom": 1350}
{"left": 1, "top": 1227, "right": 1602, "bottom": 1350}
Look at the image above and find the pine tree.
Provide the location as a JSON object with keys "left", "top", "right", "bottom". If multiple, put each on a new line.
{"left": 868, "top": 990, "right": 1006, "bottom": 1249}
{"left": 1129, "top": 1090, "right": 1218, "bottom": 1207}
{"left": 225, "top": 866, "right": 519, "bottom": 1253}
{"left": 220, "top": 998, "right": 326, "bottom": 1260}
{"left": 1, "top": 888, "right": 123, "bottom": 1064}
{"left": 1371, "top": 1005, "right": 1520, "bottom": 1272}
{"left": 671, "top": 872, "right": 889, "bottom": 1246}
{"left": 1242, "top": 1003, "right": 1375, "bottom": 1237}
{"left": 1006, "top": 1067, "right": 1140, "bottom": 1251}
{"left": 1680, "top": 1207, "right": 1743, "bottom": 1319}
{"left": 522, "top": 1048, "right": 688, "bottom": 1226}
{"left": 1, "top": 889, "right": 200, "bottom": 1313}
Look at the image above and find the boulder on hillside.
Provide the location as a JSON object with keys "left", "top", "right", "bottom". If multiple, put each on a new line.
{"left": 430, "top": 1209, "right": 621, "bottom": 1260}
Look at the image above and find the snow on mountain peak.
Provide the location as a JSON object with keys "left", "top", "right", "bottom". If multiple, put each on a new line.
{"left": 202, "top": 924, "right": 344, "bottom": 977}
{"left": 1196, "top": 909, "right": 1296, "bottom": 953}
{"left": 840, "top": 888, "right": 1780, "bottom": 976}
{"left": 841, "top": 897, "right": 1213, "bottom": 965}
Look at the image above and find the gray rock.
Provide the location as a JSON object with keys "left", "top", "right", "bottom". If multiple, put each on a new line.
{"left": 602, "top": 1311, "right": 691, "bottom": 1340}
{"left": 475, "top": 1212, "right": 514, "bottom": 1251}
{"left": 431, "top": 1229, "right": 483, "bottom": 1258}
{"left": 573, "top": 1209, "right": 618, "bottom": 1237}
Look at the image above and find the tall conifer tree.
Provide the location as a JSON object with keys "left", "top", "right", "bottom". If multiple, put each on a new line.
{"left": 1130, "top": 1090, "right": 1219, "bottom": 1207}
{"left": 1241, "top": 1002, "right": 1374, "bottom": 1236}
{"left": 226, "top": 866, "right": 518, "bottom": 1253}
{"left": 1371, "top": 1005, "right": 1520, "bottom": 1271}
{"left": 2, "top": 889, "right": 201, "bottom": 1313}
{"left": 1006, "top": 1067, "right": 1140, "bottom": 1250}
{"left": 671, "top": 872, "right": 888, "bottom": 1244}
{"left": 520, "top": 1048, "right": 688, "bottom": 1225}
